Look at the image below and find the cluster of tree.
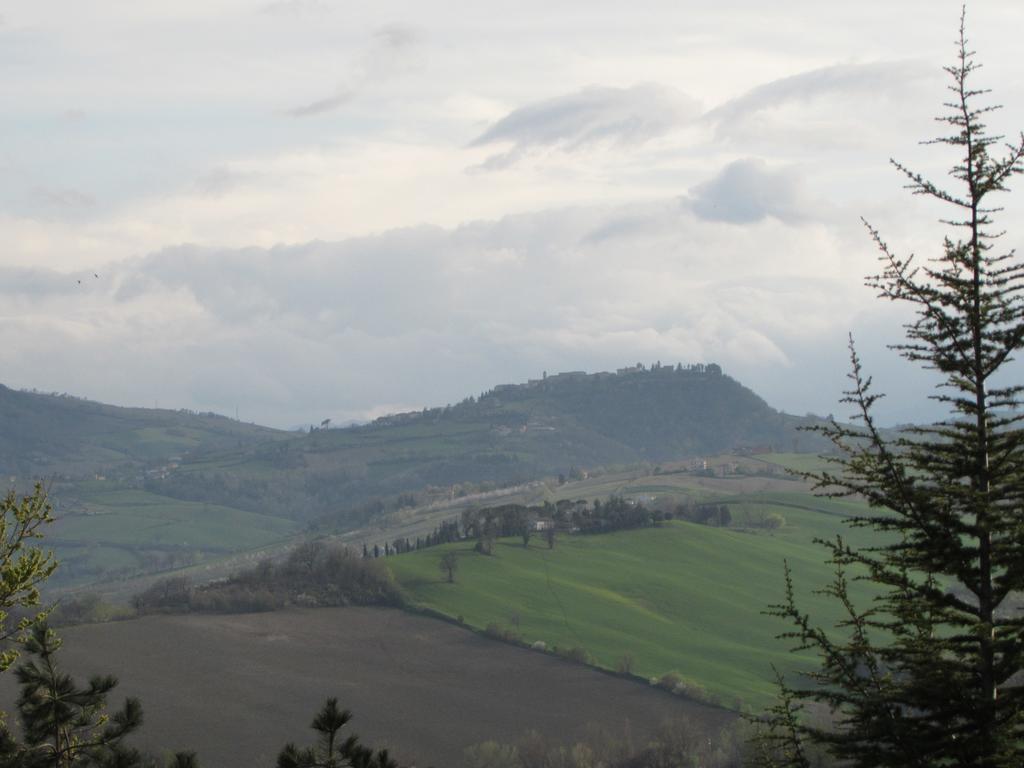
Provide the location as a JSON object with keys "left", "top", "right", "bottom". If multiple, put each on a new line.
{"left": 133, "top": 541, "right": 400, "bottom": 615}
{"left": 555, "top": 466, "right": 585, "bottom": 485}
{"left": 663, "top": 500, "right": 785, "bottom": 530}
{"left": 394, "top": 492, "right": 417, "bottom": 509}
{"left": 374, "top": 496, "right": 673, "bottom": 565}
{"left": 460, "top": 504, "right": 538, "bottom": 554}
{"left": 676, "top": 502, "right": 732, "bottom": 528}
{"left": 560, "top": 496, "right": 669, "bottom": 534}
{"left": 419, "top": 518, "right": 461, "bottom": 548}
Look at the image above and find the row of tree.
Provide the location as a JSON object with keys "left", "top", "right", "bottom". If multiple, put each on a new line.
{"left": 365, "top": 497, "right": 675, "bottom": 562}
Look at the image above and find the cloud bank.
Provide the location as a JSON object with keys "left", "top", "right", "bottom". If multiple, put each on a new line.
{"left": 7, "top": 1, "right": 1022, "bottom": 431}
{"left": 469, "top": 84, "right": 700, "bottom": 169}
{"left": 0, "top": 165, "right": 880, "bottom": 428}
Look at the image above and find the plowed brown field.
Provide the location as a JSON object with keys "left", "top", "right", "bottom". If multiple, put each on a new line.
{"left": 0, "top": 608, "right": 733, "bottom": 767}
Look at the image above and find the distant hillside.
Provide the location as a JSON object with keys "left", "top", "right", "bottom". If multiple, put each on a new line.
{"left": 0, "top": 384, "right": 284, "bottom": 479}
{"left": 478, "top": 363, "right": 798, "bottom": 460}
{"left": 146, "top": 363, "right": 831, "bottom": 522}
{"left": 0, "top": 366, "right": 840, "bottom": 589}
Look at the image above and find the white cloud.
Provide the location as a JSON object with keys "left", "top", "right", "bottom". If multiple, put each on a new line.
{"left": 285, "top": 22, "right": 422, "bottom": 118}
{"left": 688, "top": 158, "right": 806, "bottom": 224}
{"left": 469, "top": 84, "right": 700, "bottom": 169}
{"left": 705, "top": 61, "right": 933, "bottom": 127}
{"left": 286, "top": 92, "right": 355, "bottom": 118}
{"left": 703, "top": 60, "right": 939, "bottom": 151}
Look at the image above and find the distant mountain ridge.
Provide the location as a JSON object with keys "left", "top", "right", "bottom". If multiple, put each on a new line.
{"left": 0, "top": 383, "right": 283, "bottom": 480}
{"left": 141, "top": 362, "right": 829, "bottom": 521}
{"left": 1, "top": 364, "right": 829, "bottom": 522}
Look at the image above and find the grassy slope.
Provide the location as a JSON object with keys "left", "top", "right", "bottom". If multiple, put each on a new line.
{"left": 53, "top": 489, "right": 297, "bottom": 550}
{"left": 753, "top": 452, "right": 835, "bottom": 475}
{"left": 388, "top": 501, "right": 883, "bottom": 710}
{"left": 47, "top": 488, "right": 299, "bottom": 588}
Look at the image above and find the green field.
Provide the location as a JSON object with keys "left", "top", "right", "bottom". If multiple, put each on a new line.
{"left": 387, "top": 499, "right": 884, "bottom": 710}
{"left": 47, "top": 489, "right": 300, "bottom": 587}
{"left": 54, "top": 489, "right": 298, "bottom": 550}
{"left": 753, "top": 452, "right": 835, "bottom": 475}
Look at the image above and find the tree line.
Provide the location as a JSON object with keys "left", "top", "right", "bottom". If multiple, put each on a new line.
{"left": 364, "top": 496, "right": 676, "bottom": 561}
{"left": 133, "top": 540, "right": 400, "bottom": 615}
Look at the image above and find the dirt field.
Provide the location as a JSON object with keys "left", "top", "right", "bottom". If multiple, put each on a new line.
{"left": 0, "top": 608, "right": 733, "bottom": 767}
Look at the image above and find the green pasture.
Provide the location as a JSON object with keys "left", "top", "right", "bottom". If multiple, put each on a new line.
{"left": 52, "top": 489, "right": 298, "bottom": 552}
{"left": 388, "top": 504, "right": 887, "bottom": 710}
{"left": 753, "top": 452, "right": 834, "bottom": 475}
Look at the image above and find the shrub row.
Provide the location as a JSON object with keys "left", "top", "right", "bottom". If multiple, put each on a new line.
{"left": 133, "top": 541, "right": 400, "bottom": 615}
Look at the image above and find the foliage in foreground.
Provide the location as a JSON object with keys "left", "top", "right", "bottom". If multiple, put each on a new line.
{"left": 0, "top": 623, "right": 195, "bottom": 768}
{"left": 0, "top": 484, "right": 58, "bottom": 672}
{"left": 757, "top": 14, "right": 1024, "bottom": 768}
{"left": 277, "top": 698, "right": 398, "bottom": 768}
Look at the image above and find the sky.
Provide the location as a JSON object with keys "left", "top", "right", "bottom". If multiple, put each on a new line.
{"left": 2, "top": 0, "right": 1024, "bottom": 429}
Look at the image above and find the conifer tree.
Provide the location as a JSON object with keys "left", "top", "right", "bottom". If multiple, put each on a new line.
{"left": 758, "top": 11, "right": 1024, "bottom": 768}
{"left": 0, "top": 623, "right": 143, "bottom": 767}
{"left": 277, "top": 698, "right": 398, "bottom": 768}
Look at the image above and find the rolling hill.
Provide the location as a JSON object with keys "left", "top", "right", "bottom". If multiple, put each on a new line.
{"left": 386, "top": 487, "right": 883, "bottom": 710}
{"left": 0, "top": 383, "right": 285, "bottom": 479}
{"left": 2, "top": 364, "right": 835, "bottom": 589}
{"left": 148, "top": 363, "right": 832, "bottom": 524}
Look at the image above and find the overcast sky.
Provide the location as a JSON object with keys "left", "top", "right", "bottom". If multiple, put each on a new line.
{"left": 3, "top": 1, "right": 1024, "bottom": 428}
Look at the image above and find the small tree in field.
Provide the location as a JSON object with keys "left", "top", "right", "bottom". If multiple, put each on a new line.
{"left": 757, "top": 13, "right": 1024, "bottom": 768}
{"left": 439, "top": 551, "right": 458, "bottom": 583}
